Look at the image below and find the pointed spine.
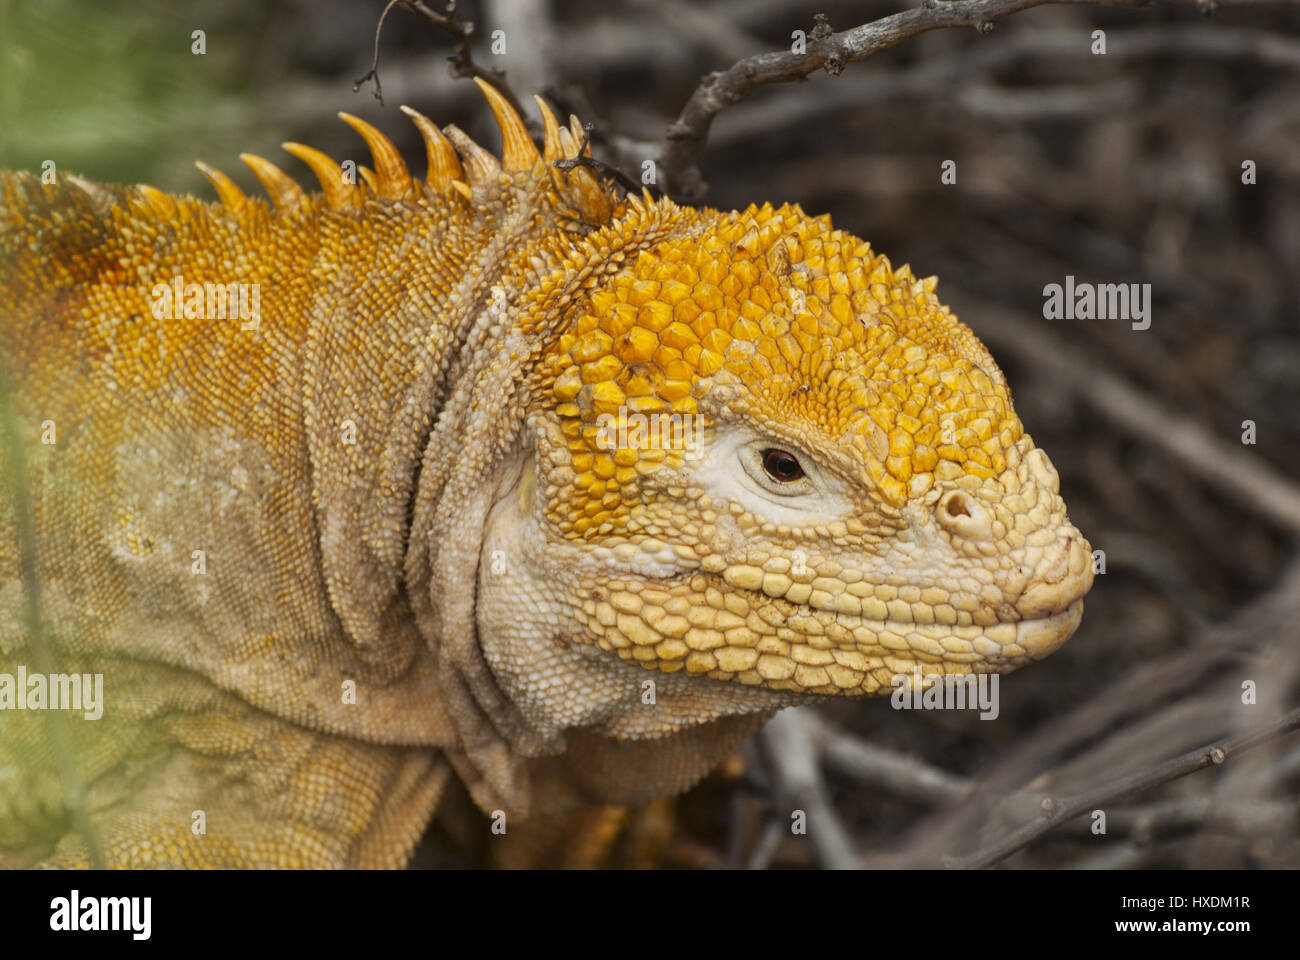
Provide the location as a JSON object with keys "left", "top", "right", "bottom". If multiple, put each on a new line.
{"left": 281, "top": 142, "right": 358, "bottom": 210}
{"left": 194, "top": 161, "right": 247, "bottom": 214}
{"left": 568, "top": 114, "right": 592, "bottom": 158}
{"left": 444, "top": 124, "right": 501, "bottom": 188}
{"left": 135, "top": 184, "right": 177, "bottom": 219}
{"left": 534, "top": 95, "right": 564, "bottom": 164}
{"left": 63, "top": 174, "right": 116, "bottom": 212}
{"left": 400, "top": 104, "right": 466, "bottom": 197}
{"left": 473, "top": 78, "right": 539, "bottom": 172}
{"left": 338, "top": 112, "right": 413, "bottom": 202}
{"left": 556, "top": 125, "right": 579, "bottom": 161}
{"left": 239, "top": 153, "right": 305, "bottom": 210}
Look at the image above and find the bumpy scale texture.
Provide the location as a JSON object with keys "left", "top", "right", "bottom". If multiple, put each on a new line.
{"left": 0, "top": 82, "right": 1093, "bottom": 868}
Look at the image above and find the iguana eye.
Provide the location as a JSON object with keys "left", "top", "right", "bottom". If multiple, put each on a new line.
{"left": 761, "top": 448, "right": 805, "bottom": 483}
{"left": 736, "top": 439, "right": 819, "bottom": 500}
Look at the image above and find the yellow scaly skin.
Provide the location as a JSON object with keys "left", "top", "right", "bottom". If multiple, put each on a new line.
{"left": 0, "top": 82, "right": 1092, "bottom": 867}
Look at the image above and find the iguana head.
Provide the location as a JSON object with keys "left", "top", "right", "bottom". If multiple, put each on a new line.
{"left": 389, "top": 84, "right": 1092, "bottom": 776}
{"left": 439, "top": 98, "right": 1093, "bottom": 750}
{"left": 504, "top": 202, "right": 1092, "bottom": 707}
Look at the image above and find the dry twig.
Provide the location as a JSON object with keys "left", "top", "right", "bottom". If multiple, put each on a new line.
{"left": 355, "top": 0, "right": 526, "bottom": 118}
{"left": 760, "top": 708, "right": 859, "bottom": 868}
{"left": 656, "top": 0, "right": 1266, "bottom": 201}
{"left": 946, "top": 707, "right": 1300, "bottom": 868}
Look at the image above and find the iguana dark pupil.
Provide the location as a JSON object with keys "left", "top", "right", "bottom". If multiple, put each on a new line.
{"left": 762, "top": 448, "right": 804, "bottom": 483}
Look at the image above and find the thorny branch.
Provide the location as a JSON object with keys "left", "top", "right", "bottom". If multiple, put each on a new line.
{"left": 350, "top": 0, "right": 1269, "bottom": 203}
{"left": 947, "top": 707, "right": 1300, "bottom": 868}
{"left": 761, "top": 692, "right": 1299, "bottom": 869}
{"left": 355, "top": 0, "right": 527, "bottom": 119}
{"left": 813, "top": 710, "right": 1300, "bottom": 846}
{"left": 656, "top": 0, "right": 1269, "bottom": 202}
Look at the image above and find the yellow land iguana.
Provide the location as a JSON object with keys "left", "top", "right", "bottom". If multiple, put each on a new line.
{"left": 0, "top": 81, "right": 1093, "bottom": 867}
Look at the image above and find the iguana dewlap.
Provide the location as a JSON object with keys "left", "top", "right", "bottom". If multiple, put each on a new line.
{"left": 0, "top": 81, "right": 1092, "bottom": 867}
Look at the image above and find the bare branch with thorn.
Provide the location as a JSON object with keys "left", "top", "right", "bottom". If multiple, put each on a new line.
{"left": 655, "top": 0, "right": 1264, "bottom": 202}
{"left": 355, "top": 0, "right": 526, "bottom": 118}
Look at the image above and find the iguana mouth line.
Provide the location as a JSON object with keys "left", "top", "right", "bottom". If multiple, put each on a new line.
{"left": 717, "top": 560, "right": 1092, "bottom": 627}
{"left": 714, "top": 581, "right": 1084, "bottom": 663}
{"left": 724, "top": 576, "right": 1088, "bottom": 627}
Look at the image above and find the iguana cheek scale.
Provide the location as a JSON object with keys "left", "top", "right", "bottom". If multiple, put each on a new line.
{"left": 0, "top": 80, "right": 1092, "bottom": 867}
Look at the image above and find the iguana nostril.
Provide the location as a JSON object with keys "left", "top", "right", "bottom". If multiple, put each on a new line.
{"left": 936, "top": 490, "right": 991, "bottom": 539}
{"left": 943, "top": 491, "right": 971, "bottom": 518}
